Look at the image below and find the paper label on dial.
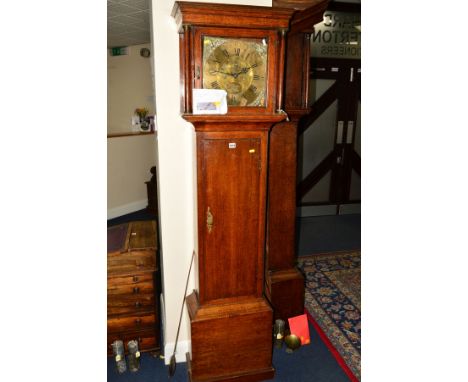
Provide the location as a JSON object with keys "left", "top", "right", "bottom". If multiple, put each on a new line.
{"left": 192, "top": 89, "right": 227, "bottom": 114}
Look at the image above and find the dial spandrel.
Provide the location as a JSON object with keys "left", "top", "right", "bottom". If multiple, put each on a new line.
{"left": 202, "top": 37, "right": 268, "bottom": 107}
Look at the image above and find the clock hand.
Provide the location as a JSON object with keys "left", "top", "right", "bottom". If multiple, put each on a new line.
{"left": 230, "top": 69, "right": 249, "bottom": 79}
{"left": 210, "top": 69, "right": 235, "bottom": 77}
{"left": 211, "top": 63, "right": 258, "bottom": 78}
{"left": 232, "top": 64, "right": 258, "bottom": 77}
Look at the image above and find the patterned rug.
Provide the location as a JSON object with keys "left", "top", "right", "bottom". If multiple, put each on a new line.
{"left": 297, "top": 251, "right": 361, "bottom": 381}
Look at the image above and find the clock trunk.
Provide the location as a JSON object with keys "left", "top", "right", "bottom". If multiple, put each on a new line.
{"left": 197, "top": 132, "right": 266, "bottom": 304}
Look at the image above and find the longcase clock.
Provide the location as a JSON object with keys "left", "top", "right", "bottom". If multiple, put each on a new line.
{"left": 172, "top": 3, "right": 293, "bottom": 382}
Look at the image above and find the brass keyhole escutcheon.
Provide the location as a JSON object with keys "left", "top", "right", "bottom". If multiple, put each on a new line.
{"left": 207, "top": 207, "right": 214, "bottom": 233}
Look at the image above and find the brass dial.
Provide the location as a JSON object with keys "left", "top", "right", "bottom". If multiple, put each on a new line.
{"left": 202, "top": 37, "right": 268, "bottom": 107}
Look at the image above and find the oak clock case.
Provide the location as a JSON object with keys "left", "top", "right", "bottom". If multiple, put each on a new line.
{"left": 172, "top": 2, "right": 294, "bottom": 382}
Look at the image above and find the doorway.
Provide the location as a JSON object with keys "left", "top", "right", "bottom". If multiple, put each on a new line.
{"left": 297, "top": 57, "right": 361, "bottom": 216}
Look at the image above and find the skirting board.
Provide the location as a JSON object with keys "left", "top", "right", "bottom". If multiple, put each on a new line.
{"left": 164, "top": 340, "right": 191, "bottom": 365}
{"left": 107, "top": 199, "right": 147, "bottom": 220}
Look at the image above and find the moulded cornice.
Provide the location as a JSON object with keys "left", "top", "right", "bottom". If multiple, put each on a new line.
{"left": 172, "top": 1, "right": 294, "bottom": 32}
{"left": 287, "top": 0, "right": 329, "bottom": 34}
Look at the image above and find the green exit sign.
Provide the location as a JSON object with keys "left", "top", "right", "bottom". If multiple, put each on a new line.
{"left": 110, "top": 46, "right": 128, "bottom": 56}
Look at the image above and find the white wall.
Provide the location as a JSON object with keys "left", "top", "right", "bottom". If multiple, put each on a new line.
{"left": 107, "top": 134, "right": 157, "bottom": 219}
{"left": 151, "top": 0, "right": 271, "bottom": 363}
{"left": 107, "top": 43, "right": 156, "bottom": 134}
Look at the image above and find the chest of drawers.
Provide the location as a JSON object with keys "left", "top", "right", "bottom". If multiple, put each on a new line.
{"left": 107, "top": 220, "right": 160, "bottom": 355}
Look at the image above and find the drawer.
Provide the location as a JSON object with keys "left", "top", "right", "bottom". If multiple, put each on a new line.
{"left": 108, "top": 251, "right": 156, "bottom": 273}
{"left": 108, "top": 273, "right": 153, "bottom": 288}
{"left": 108, "top": 279, "right": 154, "bottom": 296}
{"left": 108, "top": 313, "right": 156, "bottom": 334}
{"left": 107, "top": 329, "right": 159, "bottom": 355}
{"left": 107, "top": 293, "right": 155, "bottom": 316}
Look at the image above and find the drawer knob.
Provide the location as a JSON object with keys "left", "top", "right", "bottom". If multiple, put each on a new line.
{"left": 135, "top": 301, "right": 142, "bottom": 308}
{"left": 135, "top": 318, "right": 141, "bottom": 324}
{"left": 133, "top": 287, "right": 140, "bottom": 294}
{"left": 133, "top": 276, "right": 139, "bottom": 282}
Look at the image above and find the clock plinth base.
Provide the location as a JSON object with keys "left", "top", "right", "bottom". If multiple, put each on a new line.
{"left": 186, "top": 292, "right": 275, "bottom": 382}
{"left": 265, "top": 268, "right": 305, "bottom": 322}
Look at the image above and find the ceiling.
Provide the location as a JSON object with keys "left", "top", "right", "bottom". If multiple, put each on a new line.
{"left": 107, "top": 0, "right": 151, "bottom": 48}
{"left": 107, "top": 0, "right": 360, "bottom": 48}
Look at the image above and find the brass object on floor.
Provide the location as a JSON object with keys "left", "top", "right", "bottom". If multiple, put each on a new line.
{"left": 284, "top": 334, "right": 301, "bottom": 353}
